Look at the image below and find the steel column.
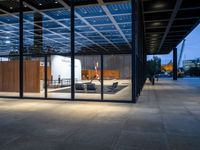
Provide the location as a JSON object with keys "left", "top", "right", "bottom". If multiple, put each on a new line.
{"left": 173, "top": 47, "right": 177, "bottom": 80}
{"left": 19, "top": 0, "right": 23, "bottom": 98}
{"left": 132, "top": 0, "right": 137, "bottom": 103}
{"left": 101, "top": 55, "right": 104, "bottom": 101}
{"left": 44, "top": 55, "right": 48, "bottom": 98}
{"left": 71, "top": 1, "right": 75, "bottom": 100}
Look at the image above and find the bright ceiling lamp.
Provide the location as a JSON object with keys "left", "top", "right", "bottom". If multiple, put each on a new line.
{"left": 5, "top": 40, "right": 11, "bottom": 44}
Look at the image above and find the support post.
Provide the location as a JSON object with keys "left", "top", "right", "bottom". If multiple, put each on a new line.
{"left": 33, "top": 13, "right": 43, "bottom": 54}
{"left": 101, "top": 55, "right": 104, "bottom": 101}
{"left": 173, "top": 47, "right": 177, "bottom": 80}
{"left": 19, "top": 0, "right": 23, "bottom": 98}
{"left": 71, "top": 1, "right": 75, "bottom": 100}
{"left": 44, "top": 55, "right": 48, "bottom": 98}
{"left": 131, "top": 0, "right": 137, "bottom": 103}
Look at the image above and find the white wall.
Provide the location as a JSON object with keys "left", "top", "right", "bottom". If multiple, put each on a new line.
{"left": 51, "top": 55, "right": 81, "bottom": 81}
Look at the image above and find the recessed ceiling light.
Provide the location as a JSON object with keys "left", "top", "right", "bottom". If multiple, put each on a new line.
{"left": 152, "top": 22, "right": 161, "bottom": 26}
{"left": 54, "top": 1, "right": 58, "bottom": 4}
{"left": 151, "top": 34, "right": 159, "bottom": 37}
{"left": 5, "top": 40, "right": 11, "bottom": 44}
{"left": 39, "top": 3, "right": 42, "bottom": 6}
{"left": 153, "top": 3, "right": 166, "bottom": 9}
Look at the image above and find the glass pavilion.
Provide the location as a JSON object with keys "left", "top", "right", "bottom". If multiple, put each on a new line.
{"left": 0, "top": 0, "right": 146, "bottom": 102}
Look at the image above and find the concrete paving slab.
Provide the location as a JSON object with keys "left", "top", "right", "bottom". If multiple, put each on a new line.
{"left": 0, "top": 78, "right": 200, "bottom": 150}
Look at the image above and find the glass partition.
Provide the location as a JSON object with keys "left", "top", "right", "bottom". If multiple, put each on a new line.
{"left": 23, "top": 56, "right": 45, "bottom": 98}
{"left": 75, "top": 55, "right": 101, "bottom": 100}
{"left": 103, "top": 55, "right": 132, "bottom": 101}
{"left": 0, "top": 1, "right": 20, "bottom": 97}
{"left": 47, "top": 55, "right": 71, "bottom": 99}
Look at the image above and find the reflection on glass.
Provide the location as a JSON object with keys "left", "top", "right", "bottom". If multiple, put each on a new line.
{"left": 0, "top": 1, "right": 19, "bottom": 97}
{"left": 23, "top": 56, "right": 45, "bottom": 98}
{"left": 75, "top": 55, "right": 101, "bottom": 100}
{"left": 47, "top": 55, "right": 71, "bottom": 99}
{"left": 104, "top": 55, "right": 132, "bottom": 101}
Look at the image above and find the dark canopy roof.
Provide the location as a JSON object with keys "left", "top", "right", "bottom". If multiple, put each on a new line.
{"left": 143, "top": 0, "right": 200, "bottom": 54}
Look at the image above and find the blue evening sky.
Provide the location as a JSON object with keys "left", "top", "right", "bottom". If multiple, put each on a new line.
{"left": 148, "top": 23, "right": 200, "bottom": 66}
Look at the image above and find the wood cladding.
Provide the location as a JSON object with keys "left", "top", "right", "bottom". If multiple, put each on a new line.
{"left": 0, "top": 60, "right": 19, "bottom": 92}
{"left": 23, "top": 60, "right": 40, "bottom": 93}
{"left": 76, "top": 55, "right": 131, "bottom": 79}
{"left": 0, "top": 60, "right": 44, "bottom": 93}
{"left": 82, "top": 70, "right": 120, "bottom": 80}
{"left": 40, "top": 66, "right": 51, "bottom": 81}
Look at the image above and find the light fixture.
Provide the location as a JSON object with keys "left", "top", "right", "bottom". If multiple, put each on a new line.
{"left": 39, "top": 3, "right": 42, "bottom": 6}
{"left": 5, "top": 40, "right": 11, "bottom": 44}
{"left": 152, "top": 22, "right": 161, "bottom": 26}
{"left": 10, "top": 7, "right": 13, "bottom": 9}
{"left": 54, "top": 1, "right": 58, "bottom": 4}
{"left": 153, "top": 3, "right": 166, "bottom": 9}
{"left": 151, "top": 34, "right": 159, "bottom": 37}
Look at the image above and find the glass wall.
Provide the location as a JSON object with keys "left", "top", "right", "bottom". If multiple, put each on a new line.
{"left": 75, "top": 55, "right": 101, "bottom": 100}
{"left": 0, "top": 1, "right": 133, "bottom": 102}
{"left": 103, "top": 55, "right": 132, "bottom": 101}
{"left": 47, "top": 55, "right": 71, "bottom": 99}
{"left": 23, "top": 56, "right": 45, "bottom": 98}
{"left": 0, "top": 1, "right": 20, "bottom": 97}
{"left": 22, "top": 1, "right": 71, "bottom": 99}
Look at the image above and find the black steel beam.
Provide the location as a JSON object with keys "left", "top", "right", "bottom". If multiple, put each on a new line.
{"left": 173, "top": 47, "right": 177, "bottom": 80}
{"left": 71, "top": 0, "right": 75, "bottom": 100}
{"left": 34, "top": 13, "right": 43, "bottom": 54}
{"left": 132, "top": 0, "right": 137, "bottom": 103}
{"left": 19, "top": 0, "right": 23, "bottom": 98}
{"left": 101, "top": 55, "right": 104, "bottom": 101}
{"left": 157, "top": 0, "right": 183, "bottom": 53}
{"left": 44, "top": 55, "right": 48, "bottom": 98}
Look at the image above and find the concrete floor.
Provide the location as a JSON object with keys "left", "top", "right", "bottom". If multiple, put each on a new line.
{"left": 0, "top": 78, "right": 200, "bottom": 150}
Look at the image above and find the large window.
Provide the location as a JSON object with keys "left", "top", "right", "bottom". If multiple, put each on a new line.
{"left": 22, "top": 1, "right": 71, "bottom": 99}
{"left": 103, "top": 55, "right": 132, "bottom": 101}
{"left": 75, "top": 55, "right": 102, "bottom": 100}
{"left": 0, "top": 0, "right": 133, "bottom": 102}
{"left": 0, "top": 1, "right": 20, "bottom": 97}
{"left": 47, "top": 55, "right": 71, "bottom": 99}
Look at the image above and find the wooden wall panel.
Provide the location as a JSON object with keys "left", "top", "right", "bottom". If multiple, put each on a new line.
{"left": 76, "top": 55, "right": 131, "bottom": 79}
{"left": 0, "top": 60, "right": 41, "bottom": 93}
{"left": 0, "top": 63, "right": 2, "bottom": 91}
{"left": 40, "top": 66, "right": 51, "bottom": 80}
{"left": 0, "top": 61, "right": 19, "bottom": 92}
{"left": 82, "top": 70, "right": 120, "bottom": 80}
{"left": 23, "top": 60, "right": 40, "bottom": 93}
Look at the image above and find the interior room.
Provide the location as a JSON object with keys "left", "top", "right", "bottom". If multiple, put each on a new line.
{"left": 0, "top": 0, "right": 134, "bottom": 101}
